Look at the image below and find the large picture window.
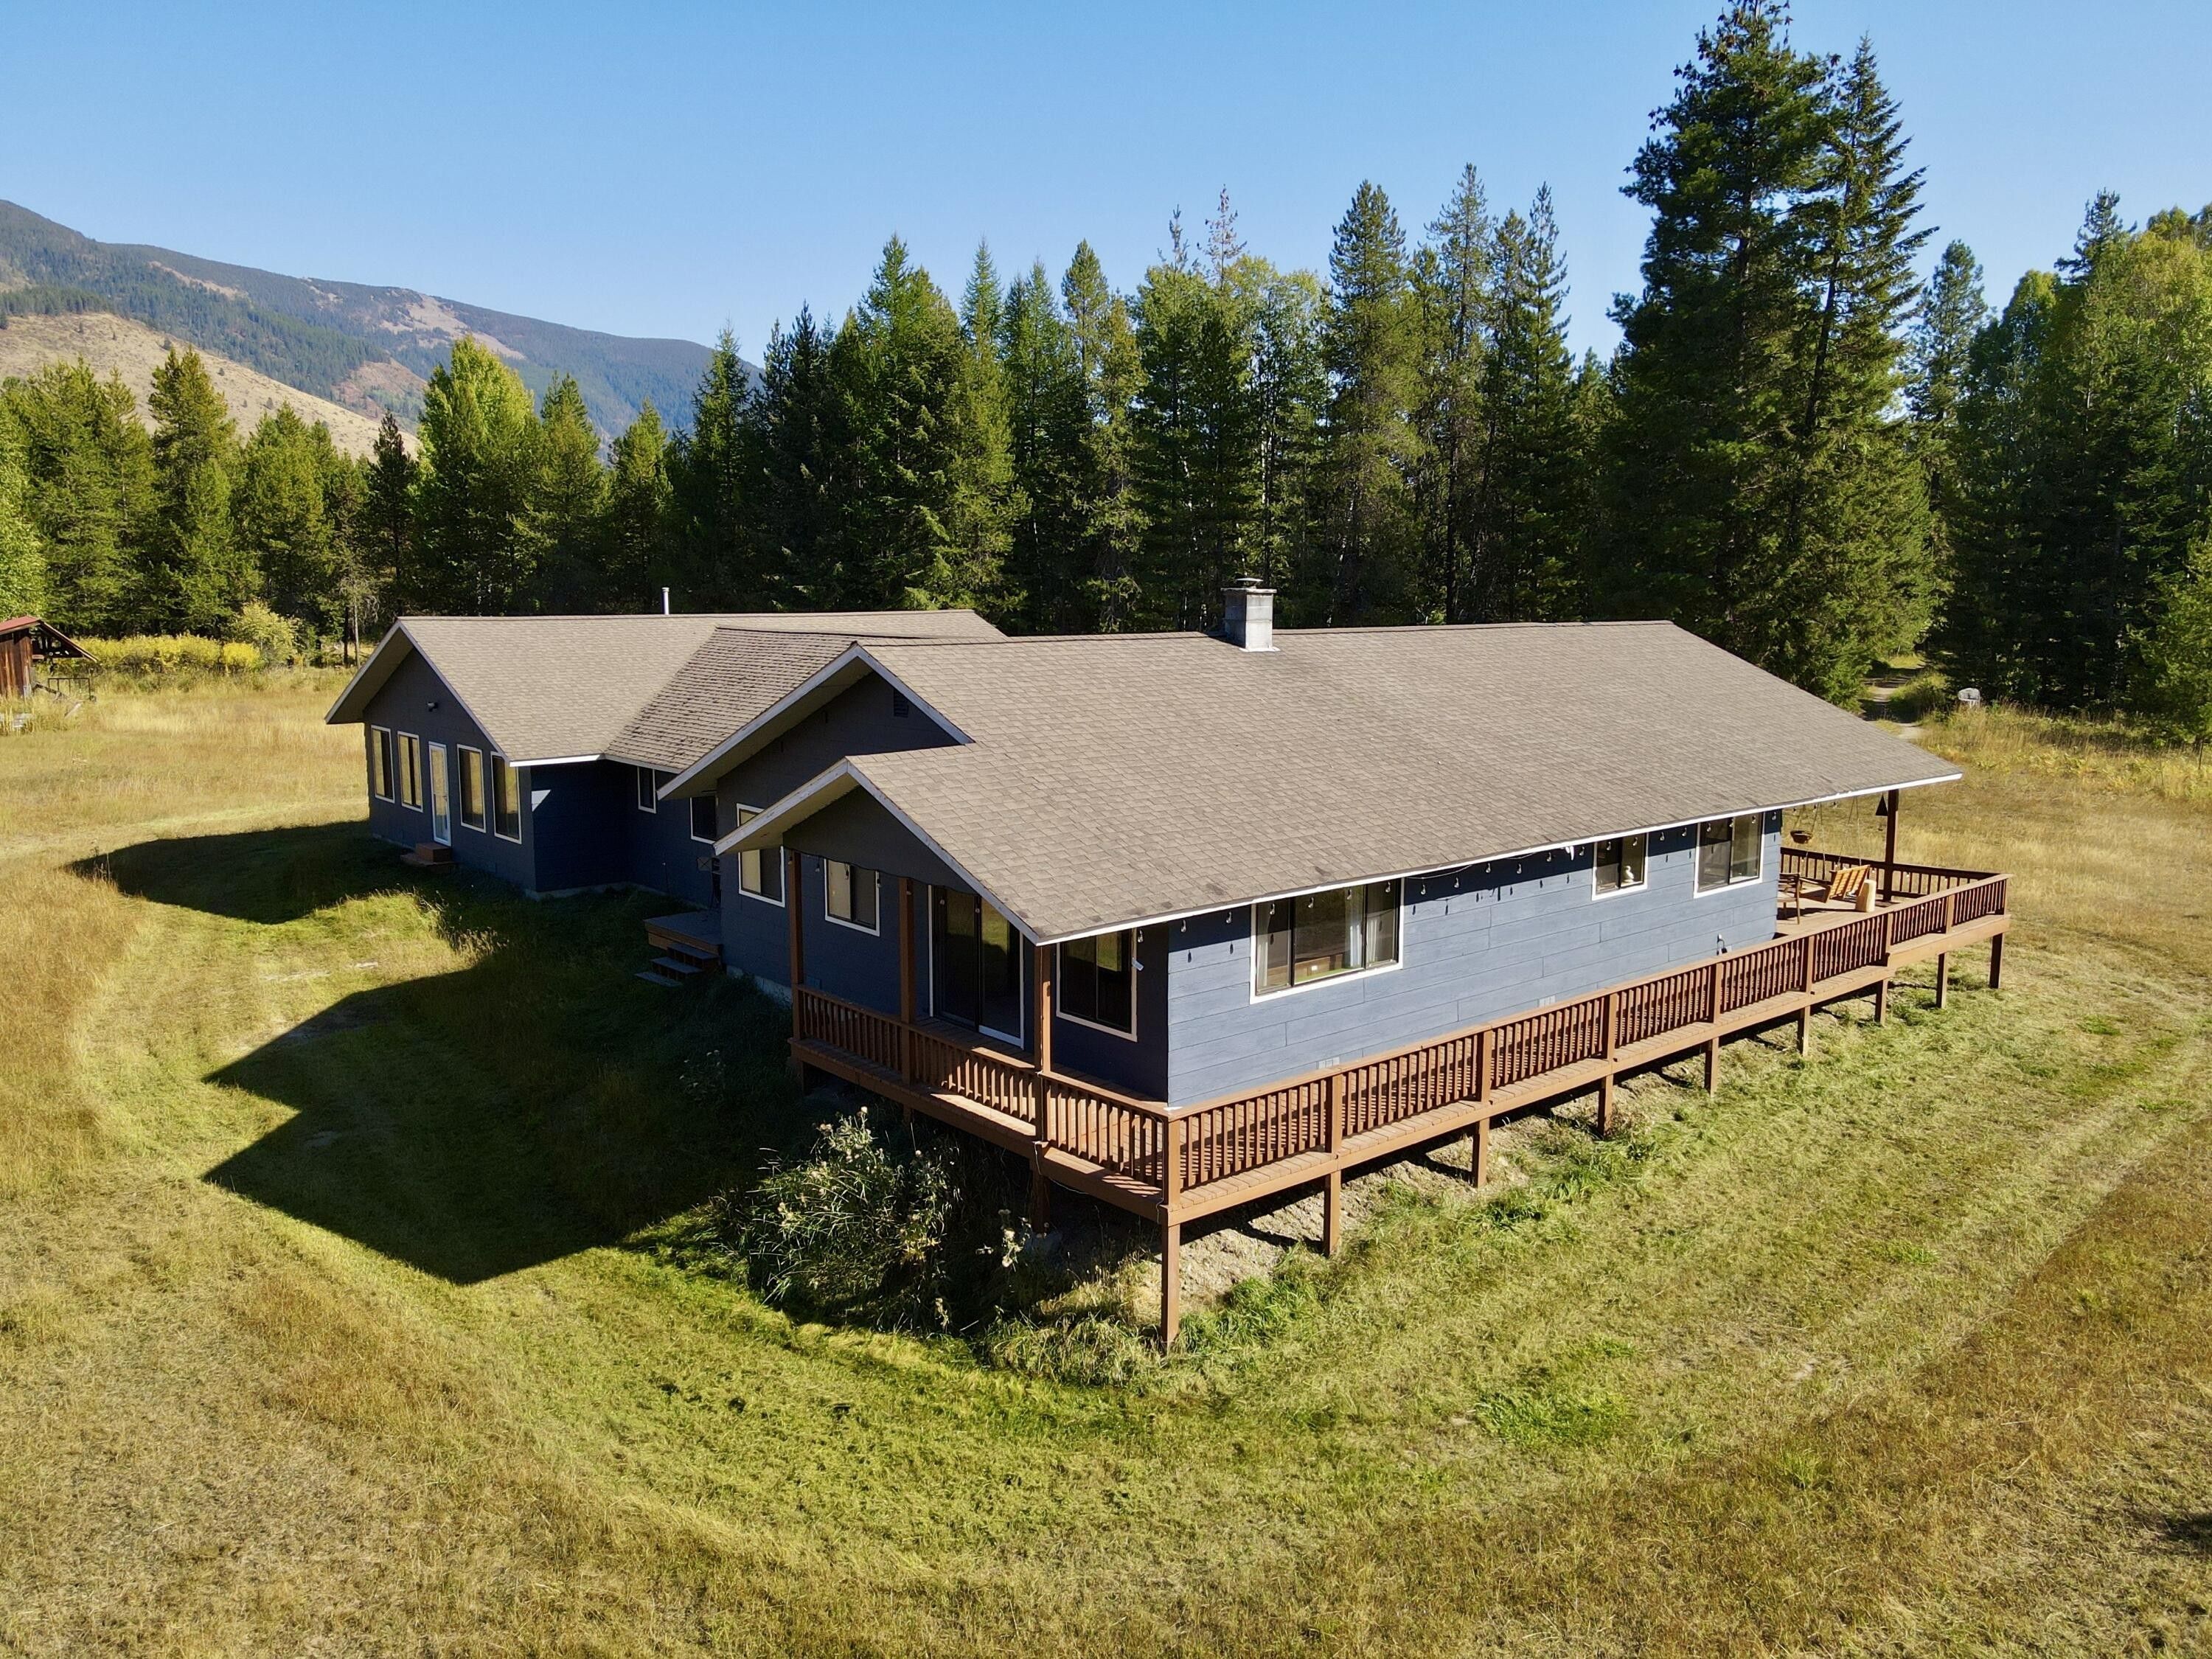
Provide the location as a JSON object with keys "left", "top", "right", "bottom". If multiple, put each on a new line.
{"left": 1254, "top": 880, "right": 1401, "bottom": 995}
{"left": 1059, "top": 930, "right": 1135, "bottom": 1036}
{"left": 1594, "top": 833, "right": 1647, "bottom": 896}
{"left": 490, "top": 756, "right": 522, "bottom": 842}
{"left": 734, "top": 806, "right": 782, "bottom": 903}
{"left": 458, "top": 747, "right": 487, "bottom": 832}
{"left": 368, "top": 726, "right": 394, "bottom": 801}
{"left": 1696, "top": 815, "right": 1763, "bottom": 891}
{"left": 824, "top": 859, "right": 880, "bottom": 933}
{"left": 397, "top": 733, "right": 422, "bottom": 810}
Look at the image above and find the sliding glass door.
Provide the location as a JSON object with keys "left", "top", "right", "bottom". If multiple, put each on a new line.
{"left": 931, "top": 888, "right": 1024, "bottom": 1043}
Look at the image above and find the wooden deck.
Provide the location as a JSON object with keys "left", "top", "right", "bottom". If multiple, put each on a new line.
{"left": 788, "top": 847, "right": 2011, "bottom": 1344}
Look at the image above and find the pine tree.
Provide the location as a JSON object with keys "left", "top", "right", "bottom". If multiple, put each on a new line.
{"left": 1313, "top": 181, "right": 1424, "bottom": 622}
{"left": 524, "top": 375, "right": 608, "bottom": 611}
{"left": 1061, "top": 243, "right": 1144, "bottom": 629}
{"left": 1132, "top": 223, "right": 1259, "bottom": 627}
{"left": 1473, "top": 188, "right": 1590, "bottom": 622}
{"left": 751, "top": 308, "right": 851, "bottom": 606}
{"left": 604, "top": 400, "right": 672, "bottom": 609}
{"left": 944, "top": 242, "right": 1015, "bottom": 611}
{"left": 1906, "top": 240, "right": 1987, "bottom": 596}
{"left": 234, "top": 406, "right": 341, "bottom": 631}
{"left": 1000, "top": 261, "right": 1091, "bottom": 631}
{"left": 2134, "top": 535, "right": 2212, "bottom": 759}
{"left": 835, "top": 237, "right": 966, "bottom": 608}
{"left": 0, "top": 361, "right": 150, "bottom": 631}
{"left": 147, "top": 347, "right": 247, "bottom": 632}
{"left": 414, "top": 336, "right": 540, "bottom": 613}
{"left": 1414, "top": 164, "right": 1495, "bottom": 622}
{"left": 667, "top": 330, "right": 757, "bottom": 608}
{"left": 1603, "top": 6, "right": 1929, "bottom": 702}
{"left": 0, "top": 412, "right": 46, "bottom": 619}
{"left": 359, "top": 412, "right": 417, "bottom": 622}
{"left": 1245, "top": 262, "right": 1326, "bottom": 594}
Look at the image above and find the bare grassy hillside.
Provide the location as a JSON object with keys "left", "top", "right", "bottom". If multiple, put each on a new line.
{"left": 0, "top": 310, "right": 400, "bottom": 455}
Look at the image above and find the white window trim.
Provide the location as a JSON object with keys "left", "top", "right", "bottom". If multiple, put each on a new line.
{"left": 369, "top": 725, "right": 394, "bottom": 801}
{"left": 636, "top": 765, "right": 658, "bottom": 813}
{"left": 1692, "top": 814, "right": 1767, "bottom": 896}
{"left": 1249, "top": 886, "right": 1408, "bottom": 1004}
{"left": 1056, "top": 936, "right": 1141, "bottom": 1043}
{"left": 490, "top": 754, "right": 524, "bottom": 845}
{"left": 1589, "top": 832, "right": 1650, "bottom": 902}
{"left": 456, "top": 745, "right": 487, "bottom": 832}
{"left": 734, "top": 807, "right": 785, "bottom": 908}
{"left": 397, "top": 731, "right": 424, "bottom": 812}
{"left": 822, "top": 860, "right": 882, "bottom": 936}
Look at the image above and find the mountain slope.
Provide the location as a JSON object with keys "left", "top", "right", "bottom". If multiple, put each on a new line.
{"left": 0, "top": 310, "right": 393, "bottom": 456}
{"left": 0, "top": 200, "right": 714, "bottom": 436}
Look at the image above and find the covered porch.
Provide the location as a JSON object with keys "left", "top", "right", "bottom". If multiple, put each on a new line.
{"left": 782, "top": 839, "right": 2012, "bottom": 1347}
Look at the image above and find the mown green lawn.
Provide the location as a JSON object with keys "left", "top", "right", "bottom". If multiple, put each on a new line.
{"left": 2, "top": 682, "right": 2209, "bottom": 1655}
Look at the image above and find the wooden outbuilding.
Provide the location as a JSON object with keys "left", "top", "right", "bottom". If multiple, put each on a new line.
{"left": 0, "top": 616, "right": 91, "bottom": 699}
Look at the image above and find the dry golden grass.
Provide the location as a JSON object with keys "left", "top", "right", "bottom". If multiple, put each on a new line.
{"left": 1, "top": 681, "right": 2208, "bottom": 1655}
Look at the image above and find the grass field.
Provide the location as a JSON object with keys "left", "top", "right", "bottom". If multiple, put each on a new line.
{"left": 3, "top": 681, "right": 2210, "bottom": 1655}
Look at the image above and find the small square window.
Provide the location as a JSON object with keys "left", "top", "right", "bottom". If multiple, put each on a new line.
{"left": 1595, "top": 833, "right": 1647, "bottom": 895}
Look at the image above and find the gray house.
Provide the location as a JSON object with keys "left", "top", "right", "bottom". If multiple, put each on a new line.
{"left": 325, "top": 609, "right": 1004, "bottom": 903}
{"left": 660, "top": 586, "right": 2011, "bottom": 1343}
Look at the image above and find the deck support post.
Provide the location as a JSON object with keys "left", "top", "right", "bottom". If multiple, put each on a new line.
{"left": 1029, "top": 943, "right": 1054, "bottom": 1230}
{"left": 897, "top": 877, "right": 916, "bottom": 1082}
{"left": 1798, "top": 932, "right": 1816, "bottom": 1055}
{"left": 1161, "top": 1220, "right": 1181, "bottom": 1349}
{"left": 1874, "top": 976, "right": 1890, "bottom": 1025}
{"left": 1596, "top": 992, "right": 1618, "bottom": 1136}
{"left": 785, "top": 847, "right": 806, "bottom": 1078}
{"left": 1472, "top": 1116, "right": 1491, "bottom": 1186}
{"left": 1934, "top": 951, "right": 1950, "bottom": 1009}
{"left": 1322, "top": 1071, "right": 1344, "bottom": 1255}
{"left": 1882, "top": 787, "right": 1900, "bottom": 902}
{"left": 1989, "top": 931, "right": 2006, "bottom": 990}
{"left": 1704, "top": 1038, "right": 1719, "bottom": 1094}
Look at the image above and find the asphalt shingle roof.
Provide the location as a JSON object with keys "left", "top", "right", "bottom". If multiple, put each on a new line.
{"left": 738, "top": 622, "right": 1961, "bottom": 941}
{"left": 326, "top": 610, "right": 1001, "bottom": 765}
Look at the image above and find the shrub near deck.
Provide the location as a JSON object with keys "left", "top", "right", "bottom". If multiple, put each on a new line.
{"left": 2, "top": 683, "right": 2209, "bottom": 1655}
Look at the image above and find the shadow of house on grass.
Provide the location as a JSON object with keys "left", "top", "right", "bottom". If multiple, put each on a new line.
{"left": 85, "top": 824, "right": 801, "bottom": 1285}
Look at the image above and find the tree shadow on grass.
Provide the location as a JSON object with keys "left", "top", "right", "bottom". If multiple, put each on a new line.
{"left": 86, "top": 825, "right": 808, "bottom": 1284}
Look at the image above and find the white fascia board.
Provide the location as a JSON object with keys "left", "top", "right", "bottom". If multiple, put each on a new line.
{"left": 720, "top": 758, "right": 1042, "bottom": 945}
{"left": 657, "top": 641, "right": 970, "bottom": 801}
{"left": 1032, "top": 773, "right": 1967, "bottom": 947}
{"left": 509, "top": 754, "right": 602, "bottom": 768}
{"left": 323, "top": 619, "right": 411, "bottom": 723}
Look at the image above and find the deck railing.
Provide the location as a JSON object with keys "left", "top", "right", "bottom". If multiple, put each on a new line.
{"left": 793, "top": 857, "right": 2009, "bottom": 1211}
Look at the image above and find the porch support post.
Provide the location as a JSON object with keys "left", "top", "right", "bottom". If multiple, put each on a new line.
{"left": 1596, "top": 990, "right": 1618, "bottom": 1136}
{"left": 1161, "top": 1115, "right": 1183, "bottom": 1349}
{"left": 785, "top": 848, "right": 806, "bottom": 1079}
{"left": 1472, "top": 1116, "right": 1492, "bottom": 1187}
{"left": 1029, "top": 939, "right": 1053, "bottom": 1230}
{"left": 1704, "top": 961, "right": 1722, "bottom": 1093}
{"left": 897, "top": 877, "right": 916, "bottom": 1082}
{"left": 1323, "top": 1071, "right": 1343, "bottom": 1256}
{"left": 1882, "top": 787, "right": 1900, "bottom": 902}
{"left": 1874, "top": 976, "right": 1890, "bottom": 1025}
{"left": 1798, "top": 931, "right": 1815, "bottom": 1055}
{"left": 1989, "top": 931, "right": 2006, "bottom": 990}
{"left": 1935, "top": 952, "right": 1950, "bottom": 1009}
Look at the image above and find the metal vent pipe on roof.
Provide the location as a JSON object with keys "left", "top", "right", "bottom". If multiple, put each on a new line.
{"left": 1221, "top": 578, "right": 1276, "bottom": 652}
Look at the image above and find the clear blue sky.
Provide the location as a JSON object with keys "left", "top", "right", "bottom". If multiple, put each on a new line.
{"left": 9, "top": 1, "right": 2211, "bottom": 365}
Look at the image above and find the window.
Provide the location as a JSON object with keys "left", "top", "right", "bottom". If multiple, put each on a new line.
{"left": 735, "top": 806, "right": 783, "bottom": 904}
{"left": 934, "top": 888, "right": 1023, "bottom": 1040}
{"left": 397, "top": 733, "right": 422, "bottom": 810}
{"left": 824, "top": 860, "right": 879, "bottom": 933}
{"left": 636, "top": 765, "right": 661, "bottom": 813}
{"left": 368, "top": 726, "right": 394, "bottom": 801}
{"left": 1254, "top": 880, "right": 1402, "bottom": 995}
{"left": 1696, "top": 815, "right": 1763, "bottom": 891}
{"left": 458, "top": 747, "right": 487, "bottom": 832}
{"left": 1593, "top": 833, "right": 1647, "bottom": 896}
{"left": 690, "top": 795, "right": 717, "bottom": 844}
{"left": 490, "top": 756, "right": 522, "bottom": 842}
{"left": 1059, "top": 930, "right": 1136, "bottom": 1037}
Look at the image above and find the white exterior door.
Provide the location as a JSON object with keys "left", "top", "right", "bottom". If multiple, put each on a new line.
{"left": 428, "top": 742, "right": 452, "bottom": 844}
